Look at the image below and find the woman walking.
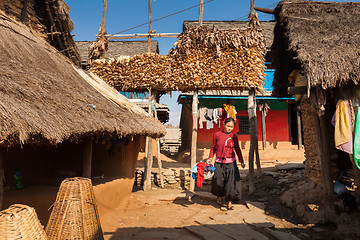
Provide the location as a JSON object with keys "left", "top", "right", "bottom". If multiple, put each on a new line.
{"left": 208, "top": 117, "right": 245, "bottom": 210}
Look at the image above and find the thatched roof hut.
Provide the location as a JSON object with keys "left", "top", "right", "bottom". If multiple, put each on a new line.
{"left": 0, "top": 0, "right": 81, "bottom": 66}
{"left": 272, "top": 1, "right": 360, "bottom": 96}
{"left": 0, "top": 10, "right": 165, "bottom": 146}
{"left": 271, "top": 1, "right": 360, "bottom": 200}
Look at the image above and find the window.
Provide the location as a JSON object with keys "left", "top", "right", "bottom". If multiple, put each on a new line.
{"left": 237, "top": 116, "right": 250, "bottom": 135}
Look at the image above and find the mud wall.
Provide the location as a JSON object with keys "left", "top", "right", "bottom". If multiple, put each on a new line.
{"left": 300, "top": 98, "right": 322, "bottom": 185}
{"left": 92, "top": 136, "right": 141, "bottom": 213}
{"left": 180, "top": 104, "right": 192, "bottom": 150}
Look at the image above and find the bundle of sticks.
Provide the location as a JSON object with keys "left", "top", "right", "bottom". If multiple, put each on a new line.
{"left": 89, "top": 18, "right": 266, "bottom": 92}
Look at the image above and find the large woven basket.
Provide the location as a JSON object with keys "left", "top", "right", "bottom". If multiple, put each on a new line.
{"left": 46, "top": 177, "right": 104, "bottom": 240}
{"left": 0, "top": 204, "right": 48, "bottom": 240}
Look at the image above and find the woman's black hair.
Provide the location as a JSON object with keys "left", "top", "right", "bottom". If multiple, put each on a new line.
{"left": 224, "top": 117, "right": 235, "bottom": 125}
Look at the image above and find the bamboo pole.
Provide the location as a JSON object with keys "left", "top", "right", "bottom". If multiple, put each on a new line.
{"left": 0, "top": 149, "right": 3, "bottom": 210}
{"left": 189, "top": 0, "right": 204, "bottom": 192}
{"left": 82, "top": 137, "right": 93, "bottom": 178}
{"left": 109, "top": 34, "right": 179, "bottom": 40}
{"left": 147, "top": 0, "right": 152, "bottom": 53}
{"left": 144, "top": 89, "right": 153, "bottom": 191}
{"left": 297, "top": 104, "right": 303, "bottom": 149}
{"left": 199, "top": 0, "right": 204, "bottom": 25}
{"left": 254, "top": 123, "right": 262, "bottom": 175}
{"left": 153, "top": 96, "right": 165, "bottom": 188}
{"left": 101, "top": 0, "right": 107, "bottom": 34}
{"left": 247, "top": 89, "right": 256, "bottom": 193}
{"left": 190, "top": 91, "right": 198, "bottom": 191}
{"left": 20, "top": 0, "right": 30, "bottom": 24}
{"left": 261, "top": 108, "right": 266, "bottom": 150}
{"left": 250, "top": 0, "right": 255, "bottom": 17}
{"left": 109, "top": 33, "right": 179, "bottom": 38}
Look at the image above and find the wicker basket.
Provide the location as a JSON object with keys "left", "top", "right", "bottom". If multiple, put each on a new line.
{"left": 46, "top": 177, "right": 104, "bottom": 240}
{"left": 0, "top": 204, "right": 48, "bottom": 240}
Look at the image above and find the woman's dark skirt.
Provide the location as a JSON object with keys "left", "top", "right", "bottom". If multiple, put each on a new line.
{"left": 211, "top": 161, "right": 242, "bottom": 202}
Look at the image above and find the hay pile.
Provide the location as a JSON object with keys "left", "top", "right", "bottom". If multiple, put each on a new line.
{"left": 90, "top": 18, "right": 266, "bottom": 92}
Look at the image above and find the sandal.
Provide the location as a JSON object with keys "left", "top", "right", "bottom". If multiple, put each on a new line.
{"left": 216, "top": 197, "right": 222, "bottom": 205}
{"left": 227, "top": 206, "right": 234, "bottom": 210}
{"left": 220, "top": 206, "right": 228, "bottom": 211}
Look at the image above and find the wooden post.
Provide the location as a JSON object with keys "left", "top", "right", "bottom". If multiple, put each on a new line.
{"left": 101, "top": 0, "right": 107, "bottom": 34}
{"left": 0, "top": 149, "right": 4, "bottom": 210}
{"left": 83, "top": 137, "right": 93, "bottom": 179}
{"left": 319, "top": 113, "right": 334, "bottom": 197}
{"left": 147, "top": 0, "right": 152, "bottom": 53}
{"left": 20, "top": 0, "right": 30, "bottom": 24}
{"left": 190, "top": 91, "right": 198, "bottom": 191}
{"left": 250, "top": 0, "right": 255, "bottom": 17}
{"left": 198, "top": 0, "right": 204, "bottom": 25}
{"left": 153, "top": 95, "right": 165, "bottom": 188}
{"left": 248, "top": 89, "right": 255, "bottom": 193}
{"left": 310, "top": 91, "right": 333, "bottom": 197}
{"left": 144, "top": 89, "right": 153, "bottom": 191}
{"left": 297, "top": 105, "right": 303, "bottom": 149}
{"left": 261, "top": 108, "right": 266, "bottom": 150}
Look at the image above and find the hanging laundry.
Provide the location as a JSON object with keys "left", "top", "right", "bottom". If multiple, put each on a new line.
{"left": 332, "top": 100, "right": 353, "bottom": 154}
{"left": 213, "top": 108, "right": 219, "bottom": 124}
{"left": 258, "top": 100, "right": 270, "bottom": 117}
{"left": 354, "top": 109, "right": 360, "bottom": 169}
{"left": 206, "top": 108, "right": 214, "bottom": 129}
{"left": 198, "top": 107, "right": 208, "bottom": 129}
{"left": 216, "top": 108, "right": 223, "bottom": 128}
{"left": 223, "top": 104, "right": 237, "bottom": 121}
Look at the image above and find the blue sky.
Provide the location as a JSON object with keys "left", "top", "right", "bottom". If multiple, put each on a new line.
{"left": 66, "top": 0, "right": 350, "bottom": 126}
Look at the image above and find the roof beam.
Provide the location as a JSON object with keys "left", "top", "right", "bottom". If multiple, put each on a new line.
{"left": 108, "top": 33, "right": 179, "bottom": 40}
{"left": 254, "top": 7, "right": 275, "bottom": 15}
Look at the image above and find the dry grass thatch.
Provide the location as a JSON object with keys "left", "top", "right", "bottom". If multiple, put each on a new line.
{"left": 0, "top": 11, "right": 165, "bottom": 146}
{"left": 89, "top": 17, "right": 266, "bottom": 92}
{"left": 0, "top": 0, "right": 81, "bottom": 66}
{"left": 272, "top": 1, "right": 360, "bottom": 96}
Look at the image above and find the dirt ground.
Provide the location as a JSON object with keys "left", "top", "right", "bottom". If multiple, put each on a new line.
{"left": 98, "top": 145, "right": 346, "bottom": 240}
{"left": 3, "top": 144, "right": 357, "bottom": 239}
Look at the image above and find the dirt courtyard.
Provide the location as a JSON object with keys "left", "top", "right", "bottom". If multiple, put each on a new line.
{"left": 98, "top": 145, "right": 341, "bottom": 240}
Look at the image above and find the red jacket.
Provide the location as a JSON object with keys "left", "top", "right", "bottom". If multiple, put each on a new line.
{"left": 209, "top": 131, "right": 244, "bottom": 162}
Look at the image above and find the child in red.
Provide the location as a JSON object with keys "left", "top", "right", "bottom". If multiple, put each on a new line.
{"left": 208, "top": 117, "right": 245, "bottom": 210}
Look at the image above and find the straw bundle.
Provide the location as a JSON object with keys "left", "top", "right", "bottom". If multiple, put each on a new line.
{"left": 0, "top": 204, "right": 48, "bottom": 240}
{"left": 89, "top": 18, "right": 266, "bottom": 92}
{"left": 89, "top": 26, "right": 109, "bottom": 63}
{"left": 46, "top": 177, "right": 104, "bottom": 240}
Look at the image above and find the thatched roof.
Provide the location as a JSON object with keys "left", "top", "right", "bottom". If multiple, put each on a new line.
{"left": 272, "top": 1, "right": 360, "bottom": 96}
{"left": 90, "top": 17, "right": 266, "bottom": 92}
{"left": 183, "top": 21, "right": 275, "bottom": 48}
{"left": 76, "top": 41, "right": 159, "bottom": 65}
{"left": 0, "top": 0, "right": 81, "bottom": 66}
{"left": 0, "top": 11, "right": 165, "bottom": 146}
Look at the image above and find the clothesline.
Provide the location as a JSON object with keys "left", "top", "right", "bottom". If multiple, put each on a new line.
{"left": 198, "top": 104, "right": 237, "bottom": 129}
